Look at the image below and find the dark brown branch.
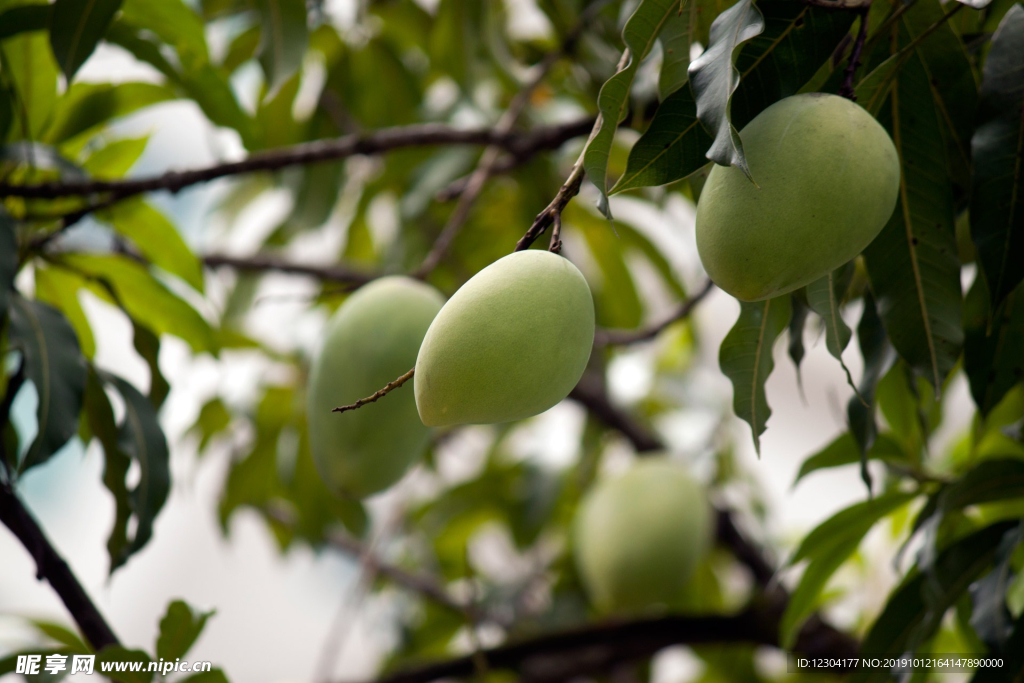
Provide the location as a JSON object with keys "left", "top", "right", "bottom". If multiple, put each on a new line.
{"left": 837, "top": 4, "right": 871, "bottom": 100}
{"left": 595, "top": 279, "right": 715, "bottom": 346}
{"left": 333, "top": 368, "right": 415, "bottom": 414}
{"left": 568, "top": 370, "right": 663, "bottom": 452}
{"left": 514, "top": 165, "right": 586, "bottom": 252}
{"left": 0, "top": 119, "right": 594, "bottom": 201}
{"left": 203, "top": 253, "right": 378, "bottom": 285}
{"left": 0, "top": 480, "right": 121, "bottom": 652}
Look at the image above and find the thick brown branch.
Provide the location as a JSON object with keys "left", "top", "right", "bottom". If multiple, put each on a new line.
{"left": 203, "top": 253, "right": 378, "bottom": 285}
{"left": 568, "top": 370, "right": 663, "bottom": 452}
{"left": 595, "top": 279, "right": 715, "bottom": 346}
{"left": 333, "top": 368, "right": 415, "bottom": 414}
{"left": 0, "top": 119, "right": 594, "bottom": 201}
{"left": 0, "top": 480, "right": 121, "bottom": 652}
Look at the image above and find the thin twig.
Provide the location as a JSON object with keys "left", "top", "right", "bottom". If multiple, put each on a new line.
{"left": 333, "top": 368, "right": 415, "bottom": 414}
{"left": 0, "top": 119, "right": 594, "bottom": 201}
{"left": 594, "top": 279, "right": 715, "bottom": 346}
{"left": 547, "top": 213, "right": 562, "bottom": 254}
{"left": 837, "top": 4, "right": 871, "bottom": 100}
{"left": 514, "top": 162, "right": 586, "bottom": 252}
{"left": 204, "top": 253, "right": 378, "bottom": 285}
{"left": 0, "top": 480, "right": 121, "bottom": 652}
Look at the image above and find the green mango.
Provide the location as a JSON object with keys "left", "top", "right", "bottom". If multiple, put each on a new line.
{"left": 573, "top": 459, "right": 713, "bottom": 613}
{"left": 414, "top": 250, "right": 594, "bottom": 426}
{"left": 307, "top": 276, "right": 444, "bottom": 498}
{"left": 696, "top": 93, "right": 900, "bottom": 302}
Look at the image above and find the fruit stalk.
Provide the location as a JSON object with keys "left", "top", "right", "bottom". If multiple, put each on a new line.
{"left": 332, "top": 367, "right": 415, "bottom": 414}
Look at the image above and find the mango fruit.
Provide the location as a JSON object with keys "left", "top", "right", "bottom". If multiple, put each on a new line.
{"left": 573, "top": 459, "right": 713, "bottom": 613}
{"left": 415, "top": 250, "right": 595, "bottom": 426}
{"left": 695, "top": 93, "right": 900, "bottom": 302}
{"left": 307, "top": 276, "right": 444, "bottom": 498}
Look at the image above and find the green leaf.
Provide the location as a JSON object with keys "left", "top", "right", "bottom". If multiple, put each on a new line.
{"left": 45, "top": 81, "right": 175, "bottom": 144}
{"left": 82, "top": 366, "right": 132, "bottom": 573}
{"left": 132, "top": 322, "right": 169, "bottom": 409}
{"left": 105, "top": 372, "right": 171, "bottom": 567}
{"left": 189, "top": 397, "right": 231, "bottom": 453}
{"left": 156, "top": 600, "right": 214, "bottom": 661}
{"left": 257, "top": 0, "right": 308, "bottom": 92}
{"left": 34, "top": 266, "right": 95, "bottom": 360}
{"left": 969, "top": 523, "right": 1023, "bottom": 650}
{"left": 95, "top": 646, "right": 152, "bottom": 683}
{"left": 658, "top": 3, "right": 694, "bottom": 101}
{"left": 794, "top": 432, "right": 905, "bottom": 485}
{"left": 59, "top": 254, "right": 216, "bottom": 354}
{"left": 178, "top": 670, "right": 229, "bottom": 683}
{"left": 788, "top": 293, "right": 809, "bottom": 388}
{"left": 81, "top": 136, "right": 148, "bottom": 179}
{"left": 0, "top": 30, "right": 59, "bottom": 139}
{"left": 805, "top": 265, "right": 853, "bottom": 360}
{"left": 855, "top": 522, "right": 1016, "bottom": 681}
{"left": 96, "top": 198, "right": 204, "bottom": 292}
{"left": 939, "top": 459, "right": 1024, "bottom": 513}
{"left": 719, "top": 296, "right": 791, "bottom": 454}
{"left": 964, "top": 275, "right": 1024, "bottom": 415}
{"left": 862, "top": 39, "right": 962, "bottom": 392}
{"left": 49, "top": 0, "right": 124, "bottom": 80}
{"left": 119, "top": 0, "right": 209, "bottom": 59}
{"left": 29, "top": 620, "right": 89, "bottom": 653}
{"left": 583, "top": 0, "right": 681, "bottom": 216}
{"left": 0, "top": 4, "right": 51, "bottom": 41}
{"left": 8, "top": 296, "right": 88, "bottom": 473}
{"left": 687, "top": 0, "right": 764, "bottom": 177}
{"left": 570, "top": 205, "right": 643, "bottom": 329}
{"left": 0, "top": 211, "right": 16, "bottom": 322}
{"left": 971, "top": 5, "right": 1024, "bottom": 308}
{"left": 614, "top": 1, "right": 856, "bottom": 192}
{"left": 847, "top": 292, "right": 896, "bottom": 457}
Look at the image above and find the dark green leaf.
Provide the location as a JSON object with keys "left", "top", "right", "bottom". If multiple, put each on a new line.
{"left": 0, "top": 4, "right": 51, "bottom": 41}
{"left": 971, "top": 5, "right": 1024, "bottom": 308}
{"left": 50, "top": 0, "right": 124, "bottom": 80}
{"left": 847, "top": 291, "right": 896, "bottom": 457}
{"left": 964, "top": 275, "right": 1024, "bottom": 415}
{"left": 719, "top": 296, "right": 791, "bottom": 454}
{"left": 583, "top": 0, "right": 681, "bottom": 216}
{"left": 970, "top": 523, "right": 1023, "bottom": 650}
{"left": 788, "top": 293, "right": 809, "bottom": 387}
{"left": 614, "top": 1, "right": 856, "bottom": 191}
{"left": 177, "top": 670, "right": 229, "bottom": 683}
{"left": 794, "top": 432, "right": 905, "bottom": 484}
{"left": 659, "top": 4, "right": 694, "bottom": 100}
{"left": 119, "top": 0, "right": 209, "bottom": 59}
{"left": 95, "top": 647, "right": 152, "bottom": 683}
{"left": 862, "top": 41, "right": 962, "bottom": 392}
{"left": 156, "top": 600, "right": 214, "bottom": 661}
{"left": 132, "top": 322, "right": 169, "bottom": 409}
{"left": 257, "top": 0, "right": 308, "bottom": 91}
{"left": 805, "top": 264, "right": 853, "bottom": 360}
{"left": 8, "top": 296, "right": 87, "bottom": 473}
{"left": 34, "top": 266, "right": 95, "bottom": 360}
{"left": 45, "top": 81, "right": 175, "bottom": 144}
{"left": 687, "top": 0, "right": 764, "bottom": 177}
{"left": 29, "top": 620, "right": 89, "bottom": 653}
{"left": 0, "top": 211, "right": 16, "bottom": 322}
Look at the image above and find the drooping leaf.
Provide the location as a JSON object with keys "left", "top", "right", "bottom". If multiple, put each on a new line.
{"left": 805, "top": 263, "right": 854, "bottom": 360}
{"left": 971, "top": 5, "right": 1024, "bottom": 308}
{"left": 0, "top": 212, "right": 16, "bottom": 322}
{"left": 58, "top": 254, "right": 216, "bottom": 354}
{"left": 49, "top": 0, "right": 124, "bottom": 80}
{"left": 614, "top": 1, "right": 856, "bottom": 192}
{"left": 862, "top": 39, "right": 962, "bottom": 392}
{"left": 132, "top": 322, "right": 169, "bottom": 409}
{"left": 45, "top": 81, "right": 175, "bottom": 144}
{"left": 8, "top": 296, "right": 88, "bottom": 473}
{"left": 848, "top": 292, "right": 896, "bottom": 453}
{"left": 156, "top": 600, "right": 214, "bottom": 661}
{"left": 583, "top": 0, "right": 682, "bottom": 216}
{"left": 106, "top": 372, "right": 171, "bottom": 567}
{"left": 969, "top": 523, "right": 1023, "bottom": 650}
{"left": 257, "top": 0, "right": 308, "bottom": 92}
{"left": 96, "top": 198, "right": 204, "bottom": 292}
{"left": 794, "top": 432, "right": 905, "bottom": 485}
{"left": 0, "top": 31, "right": 59, "bottom": 139}
{"left": 34, "top": 266, "right": 95, "bottom": 360}
{"left": 81, "top": 136, "right": 149, "bottom": 179}
{"left": 29, "top": 620, "right": 88, "bottom": 654}
{"left": 787, "top": 293, "right": 809, "bottom": 388}
{"left": 687, "top": 0, "right": 764, "bottom": 176}
{"left": 964, "top": 275, "right": 1024, "bottom": 415}
{"left": 658, "top": 2, "right": 695, "bottom": 100}
{"left": 781, "top": 491, "right": 918, "bottom": 648}
{"left": 719, "top": 296, "right": 791, "bottom": 454}
{"left": 855, "top": 522, "right": 1016, "bottom": 682}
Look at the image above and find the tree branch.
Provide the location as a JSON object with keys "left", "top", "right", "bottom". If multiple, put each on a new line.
{"left": 594, "top": 279, "right": 715, "bottom": 346}
{"left": 203, "top": 253, "right": 378, "bottom": 285}
{"left": 333, "top": 368, "right": 415, "bottom": 414}
{"left": 837, "top": 4, "right": 871, "bottom": 100}
{"left": 0, "top": 119, "right": 594, "bottom": 201}
{"left": 0, "top": 480, "right": 121, "bottom": 652}
{"left": 514, "top": 161, "right": 587, "bottom": 252}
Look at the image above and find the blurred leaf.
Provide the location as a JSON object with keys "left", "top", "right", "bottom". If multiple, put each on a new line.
{"left": 847, "top": 291, "right": 896, "bottom": 457}
{"left": 81, "top": 136, "right": 148, "bottom": 179}
{"left": 862, "top": 40, "right": 962, "bottom": 392}
{"left": 0, "top": 212, "right": 16, "bottom": 322}
{"left": 83, "top": 366, "right": 132, "bottom": 574}
{"left": 132, "top": 322, "right": 169, "bottom": 409}
{"left": 95, "top": 647, "right": 152, "bottom": 683}
{"left": 788, "top": 294, "right": 809, "bottom": 388}
{"left": 570, "top": 206, "right": 643, "bottom": 329}
{"left": 614, "top": 1, "right": 856, "bottom": 191}
{"left": 0, "top": 31, "right": 59, "bottom": 139}
{"left": 50, "top": 0, "right": 124, "bottom": 80}
{"left": 687, "top": 0, "right": 764, "bottom": 177}
{"left": 971, "top": 5, "right": 1024, "bottom": 308}
{"left": 59, "top": 254, "right": 216, "bottom": 354}
{"left": 29, "top": 621, "right": 88, "bottom": 653}
{"left": 0, "top": 648, "right": 77, "bottom": 683}
{"left": 156, "top": 600, "right": 214, "bottom": 661}
{"left": 178, "top": 670, "right": 229, "bottom": 683}
{"left": 719, "top": 296, "right": 791, "bottom": 454}
{"left": 34, "top": 266, "right": 95, "bottom": 359}
{"left": 190, "top": 397, "right": 232, "bottom": 452}
{"left": 0, "top": 4, "right": 50, "bottom": 41}
{"left": 970, "top": 523, "right": 1022, "bottom": 650}
{"left": 794, "top": 432, "right": 905, "bottom": 485}
{"left": 257, "top": 0, "right": 308, "bottom": 92}
{"left": 429, "top": 0, "right": 483, "bottom": 89}
{"left": 96, "top": 198, "right": 204, "bottom": 292}
{"left": 104, "top": 372, "right": 171, "bottom": 568}
{"left": 584, "top": 0, "right": 681, "bottom": 216}
{"left": 659, "top": 3, "right": 694, "bottom": 100}
{"left": 937, "top": 459, "right": 1024, "bottom": 513}
{"left": 45, "top": 82, "right": 175, "bottom": 144}
{"left": 964, "top": 275, "right": 1024, "bottom": 415}
{"left": 855, "top": 522, "right": 1015, "bottom": 681}
{"left": 119, "top": 0, "right": 209, "bottom": 59}
{"left": 0, "top": 142, "right": 84, "bottom": 178}
{"left": 9, "top": 295, "right": 88, "bottom": 473}
{"left": 223, "top": 23, "right": 260, "bottom": 73}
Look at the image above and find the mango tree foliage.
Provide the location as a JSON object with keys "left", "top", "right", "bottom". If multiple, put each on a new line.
{"left": 0, "top": 0, "right": 1022, "bottom": 681}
